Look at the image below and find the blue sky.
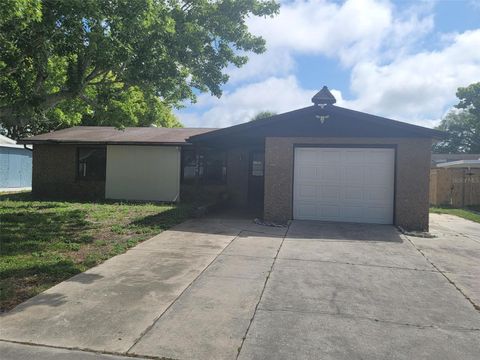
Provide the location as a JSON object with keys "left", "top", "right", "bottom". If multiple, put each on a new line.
{"left": 177, "top": 0, "right": 480, "bottom": 129}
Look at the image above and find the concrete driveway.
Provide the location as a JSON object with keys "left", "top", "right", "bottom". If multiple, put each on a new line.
{"left": 1, "top": 214, "right": 479, "bottom": 359}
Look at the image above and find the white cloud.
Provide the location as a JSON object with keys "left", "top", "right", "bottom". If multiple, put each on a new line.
{"left": 178, "top": 0, "right": 479, "bottom": 129}
{"left": 344, "top": 29, "right": 480, "bottom": 126}
{"left": 179, "top": 76, "right": 316, "bottom": 128}
{"left": 247, "top": 0, "right": 433, "bottom": 66}
{"left": 226, "top": 49, "right": 295, "bottom": 85}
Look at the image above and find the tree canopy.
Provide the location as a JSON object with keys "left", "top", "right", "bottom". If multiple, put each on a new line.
{"left": 0, "top": 0, "right": 279, "bottom": 139}
{"left": 434, "top": 82, "right": 480, "bottom": 154}
{"left": 250, "top": 110, "right": 276, "bottom": 121}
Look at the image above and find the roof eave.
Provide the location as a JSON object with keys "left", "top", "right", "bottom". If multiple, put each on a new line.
{"left": 328, "top": 106, "right": 445, "bottom": 139}
{"left": 189, "top": 105, "right": 446, "bottom": 141}
{"left": 437, "top": 160, "right": 480, "bottom": 168}
{"left": 17, "top": 139, "right": 193, "bottom": 146}
{"left": 188, "top": 106, "right": 317, "bottom": 142}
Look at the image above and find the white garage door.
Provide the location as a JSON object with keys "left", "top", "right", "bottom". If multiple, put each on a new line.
{"left": 293, "top": 147, "right": 395, "bottom": 224}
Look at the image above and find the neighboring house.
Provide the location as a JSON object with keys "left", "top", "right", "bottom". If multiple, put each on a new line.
{"left": 19, "top": 87, "right": 442, "bottom": 231}
{"left": 430, "top": 155, "right": 480, "bottom": 207}
{"left": 0, "top": 134, "right": 32, "bottom": 190}
{"left": 431, "top": 153, "right": 480, "bottom": 167}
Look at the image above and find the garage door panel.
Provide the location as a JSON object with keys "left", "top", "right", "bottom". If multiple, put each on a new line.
{"left": 321, "top": 168, "right": 341, "bottom": 183}
{"left": 319, "top": 150, "right": 341, "bottom": 163}
{"left": 297, "top": 184, "right": 316, "bottom": 199}
{"left": 296, "top": 148, "right": 318, "bottom": 164}
{"left": 294, "top": 147, "right": 394, "bottom": 225}
{"left": 343, "top": 186, "right": 364, "bottom": 201}
{"left": 296, "top": 203, "right": 319, "bottom": 220}
{"left": 297, "top": 166, "right": 316, "bottom": 179}
{"left": 344, "top": 167, "right": 364, "bottom": 184}
{"left": 367, "top": 150, "right": 393, "bottom": 163}
{"left": 365, "top": 186, "right": 393, "bottom": 203}
{"left": 320, "top": 185, "right": 341, "bottom": 201}
{"left": 365, "top": 167, "right": 393, "bottom": 185}
{"left": 319, "top": 205, "right": 341, "bottom": 219}
{"left": 343, "top": 206, "right": 364, "bottom": 220}
{"left": 368, "top": 207, "right": 393, "bottom": 222}
{"left": 343, "top": 150, "right": 364, "bottom": 163}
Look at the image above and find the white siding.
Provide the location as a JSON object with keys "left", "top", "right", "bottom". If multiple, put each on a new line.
{"left": 105, "top": 145, "right": 180, "bottom": 202}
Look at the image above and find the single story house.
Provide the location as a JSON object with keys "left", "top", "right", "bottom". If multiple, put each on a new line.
{"left": 0, "top": 134, "right": 32, "bottom": 190}
{"left": 431, "top": 153, "right": 480, "bottom": 167}
{"left": 19, "top": 87, "right": 443, "bottom": 231}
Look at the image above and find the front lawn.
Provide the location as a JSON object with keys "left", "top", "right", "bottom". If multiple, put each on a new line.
{"left": 0, "top": 192, "right": 191, "bottom": 312}
{"left": 430, "top": 206, "right": 480, "bottom": 224}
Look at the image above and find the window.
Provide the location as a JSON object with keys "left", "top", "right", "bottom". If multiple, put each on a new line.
{"left": 181, "top": 149, "right": 198, "bottom": 183}
{"left": 77, "top": 147, "right": 106, "bottom": 180}
{"left": 251, "top": 152, "right": 264, "bottom": 177}
{"left": 204, "top": 150, "right": 227, "bottom": 184}
{"left": 181, "top": 149, "right": 227, "bottom": 185}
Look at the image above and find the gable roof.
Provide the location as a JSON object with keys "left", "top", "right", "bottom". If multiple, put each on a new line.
{"left": 189, "top": 105, "right": 444, "bottom": 142}
{"left": 18, "top": 126, "right": 217, "bottom": 146}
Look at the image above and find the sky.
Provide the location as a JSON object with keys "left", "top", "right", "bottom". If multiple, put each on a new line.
{"left": 177, "top": 0, "right": 480, "bottom": 129}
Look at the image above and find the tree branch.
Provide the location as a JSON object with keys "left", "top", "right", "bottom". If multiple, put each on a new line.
{"left": 0, "top": 90, "right": 76, "bottom": 120}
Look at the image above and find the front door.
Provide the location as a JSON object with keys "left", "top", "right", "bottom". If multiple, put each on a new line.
{"left": 248, "top": 151, "right": 265, "bottom": 213}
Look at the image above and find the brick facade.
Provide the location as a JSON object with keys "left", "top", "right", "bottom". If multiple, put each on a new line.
{"left": 32, "top": 144, "right": 105, "bottom": 200}
{"left": 264, "top": 137, "right": 432, "bottom": 231}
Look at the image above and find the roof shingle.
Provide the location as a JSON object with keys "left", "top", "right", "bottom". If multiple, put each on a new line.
{"left": 18, "top": 126, "right": 217, "bottom": 145}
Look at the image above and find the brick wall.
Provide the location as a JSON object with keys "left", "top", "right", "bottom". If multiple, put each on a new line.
{"left": 32, "top": 144, "right": 105, "bottom": 200}
{"left": 264, "top": 137, "right": 432, "bottom": 231}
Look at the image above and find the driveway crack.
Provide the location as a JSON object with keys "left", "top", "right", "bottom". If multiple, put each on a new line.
{"left": 404, "top": 235, "right": 480, "bottom": 312}
{"left": 254, "top": 307, "right": 480, "bottom": 332}
{"left": 235, "top": 223, "right": 291, "bottom": 359}
{"left": 278, "top": 256, "right": 438, "bottom": 272}
{"left": 0, "top": 339, "right": 177, "bottom": 360}
{"left": 125, "top": 229, "right": 244, "bottom": 354}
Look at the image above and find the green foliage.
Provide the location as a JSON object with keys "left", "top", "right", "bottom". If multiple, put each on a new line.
{"left": 250, "top": 110, "right": 277, "bottom": 121}
{"left": 433, "top": 82, "right": 480, "bottom": 154}
{"left": 456, "top": 82, "right": 480, "bottom": 117}
{"left": 433, "top": 110, "right": 480, "bottom": 153}
{"left": 0, "top": 0, "right": 280, "bottom": 139}
{"left": 430, "top": 206, "right": 480, "bottom": 224}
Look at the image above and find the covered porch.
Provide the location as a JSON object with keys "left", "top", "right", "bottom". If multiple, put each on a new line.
{"left": 180, "top": 136, "right": 266, "bottom": 217}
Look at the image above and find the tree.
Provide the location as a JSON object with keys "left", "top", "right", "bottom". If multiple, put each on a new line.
{"left": 433, "top": 82, "right": 480, "bottom": 154}
{"left": 433, "top": 110, "right": 480, "bottom": 153}
{"left": 250, "top": 110, "right": 276, "bottom": 121}
{"left": 456, "top": 82, "right": 480, "bottom": 117}
{"left": 0, "top": 0, "right": 280, "bottom": 139}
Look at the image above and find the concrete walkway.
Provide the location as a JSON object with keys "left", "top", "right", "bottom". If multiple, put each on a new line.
{"left": 0, "top": 217, "right": 287, "bottom": 357}
{"left": 1, "top": 214, "right": 479, "bottom": 359}
{"left": 409, "top": 214, "right": 480, "bottom": 310}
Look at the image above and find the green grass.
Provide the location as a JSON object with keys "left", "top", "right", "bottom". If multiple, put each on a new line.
{"left": 430, "top": 206, "right": 480, "bottom": 224}
{"left": 0, "top": 192, "right": 191, "bottom": 312}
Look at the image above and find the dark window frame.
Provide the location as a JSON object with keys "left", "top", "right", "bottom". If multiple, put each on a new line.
{"left": 181, "top": 148, "right": 227, "bottom": 185}
{"left": 76, "top": 146, "right": 107, "bottom": 181}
